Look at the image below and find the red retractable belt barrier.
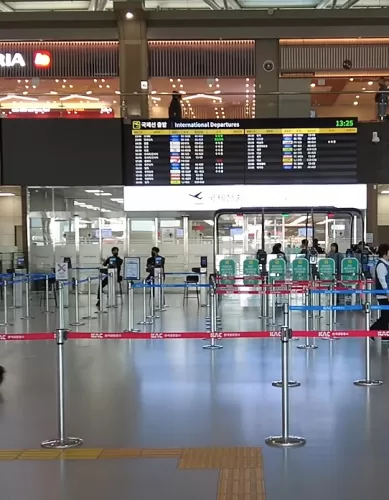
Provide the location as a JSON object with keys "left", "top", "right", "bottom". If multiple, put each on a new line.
{"left": 0, "top": 330, "right": 385, "bottom": 341}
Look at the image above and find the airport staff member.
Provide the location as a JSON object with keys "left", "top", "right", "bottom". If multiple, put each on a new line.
{"left": 146, "top": 247, "right": 165, "bottom": 281}
{"left": 96, "top": 246, "right": 123, "bottom": 308}
{"left": 370, "top": 243, "right": 389, "bottom": 340}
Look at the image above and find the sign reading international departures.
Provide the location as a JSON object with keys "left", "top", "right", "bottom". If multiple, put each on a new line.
{"left": 131, "top": 117, "right": 358, "bottom": 186}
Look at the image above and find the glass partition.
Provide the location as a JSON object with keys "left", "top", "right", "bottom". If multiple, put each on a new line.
{"left": 28, "top": 186, "right": 125, "bottom": 274}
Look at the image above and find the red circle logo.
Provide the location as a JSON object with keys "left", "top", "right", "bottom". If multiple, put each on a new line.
{"left": 33, "top": 50, "right": 52, "bottom": 69}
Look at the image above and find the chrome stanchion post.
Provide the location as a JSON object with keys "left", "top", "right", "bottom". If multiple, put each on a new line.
{"left": 41, "top": 287, "right": 83, "bottom": 449}
{"left": 354, "top": 302, "right": 383, "bottom": 387}
{"left": 21, "top": 276, "right": 34, "bottom": 320}
{"left": 272, "top": 303, "right": 300, "bottom": 388}
{"left": 82, "top": 277, "right": 97, "bottom": 320}
{"left": 138, "top": 279, "right": 152, "bottom": 325}
{"left": 266, "top": 324, "right": 306, "bottom": 448}
{"left": 70, "top": 279, "right": 85, "bottom": 327}
{"left": 323, "top": 285, "right": 338, "bottom": 341}
{"left": 203, "top": 287, "right": 223, "bottom": 350}
{"left": 259, "top": 276, "right": 269, "bottom": 319}
{"left": 43, "top": 274, "right": 53, "bottom": 314}
{"left": 124, "top": 281, "right": 141, "bottom": 332}
{"left": 149, "top": 277, "right": 159, "bottom": 319}
{"left": 271, "top": 287, "right": 276, "bottom": 326}
{"left": 96, "top": 274, "right": 107, "bottom": 315}
{"left": 0, "top": 280, "right": 13, "bottom": 326}
{"left": 297, "top": 288, "right": 317, "bottom": 350}
{"left": 9, "top": 272, "right": 16, "bottom": 310}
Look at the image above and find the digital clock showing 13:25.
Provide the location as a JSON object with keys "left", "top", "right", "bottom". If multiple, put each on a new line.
{"left": 335, "top": 119, "right": 355, "bottom": 127}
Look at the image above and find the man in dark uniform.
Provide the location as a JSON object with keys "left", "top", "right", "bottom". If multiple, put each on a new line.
{"left": 96, "top": 246, "right": 123, "bottom": 308}
{"left": 146, "top": 247, "right": 165, "bottom": 281}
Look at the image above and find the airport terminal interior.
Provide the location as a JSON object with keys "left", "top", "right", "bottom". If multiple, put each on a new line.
{"left": 1, "top": 1, "right": 389, "bottom": 499}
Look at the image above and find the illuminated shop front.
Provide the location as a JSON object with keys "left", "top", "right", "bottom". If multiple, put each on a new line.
{"left": 0, "top": 41, "right": 119, "bottom": 118}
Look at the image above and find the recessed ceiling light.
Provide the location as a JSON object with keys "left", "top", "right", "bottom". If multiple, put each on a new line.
{"left": 353, "top": 101, "right": 358, "bottom": 105}
{"left": 0, "top": 193, "right": 15, "bottom": 197}
{"left": 62, "top": 85, "right": 65, "bottom": 88}
{"left": 86, "top": 90, "right": 92, "bottom": 95}
{"left": 17, "top": 79, "right": 21, "bottom": 83}
{"left": 310, "top": 83, "right": 316, "bottom": 88}
{"left": 362, "top": 87, "right": 366, "bottom": 91}
{"left": 169, "top": 78, "right": 173, "bottom": 82}
{"left": 99, "top": 85, "right": 102, "bottom": 88}
{"left": 215, "top": 78, "right": 219, "bottom": 82}
{"left": 101, "top": 79, "right": 105, "bottom": 83}
{"left": 246, "top": 78, "right": 250, "bottom": 82}
{"left": 85, "top": 189, "right": 102, "bottom": 193}
{"left": 209, "top": 84, "right": 212, "bottom": 88}
{"left": 172, "top": 84, "right": 176, "bottom": 88}
{"left": 151, "top": 90, "right": 157, "bottom": 94}
{"left": 177, "top": 78, "right": 181, "bottom": 82}
{"left": 216, "top": 84, "right": 220, "bottom": 88}
{"left": 63, "top": 79, "right": 67, "bottom": 83}
{"left": 69, "top": 85, "right": 73, "bottom": 88}
{"left": 356, "top": 95, "right": 360, "bottom": 99}
{"left": 349, "top": 78, "right": 354, "bottom": 82}
{"left": 368, "top": 81, "right": 374, "bottom": 85}
{"left": 125, "top": 11, "right": 134, "bottom": 19}
{"left": 25, "top": 79, "right": 28, "bottom": 83}
{"left": 246, "top": 83, "right": 249, "bottom": 87}
{"left": 214, "top": 90, "right": 221, "bottom": 95}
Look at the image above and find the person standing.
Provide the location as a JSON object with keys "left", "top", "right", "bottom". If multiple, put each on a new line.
{"left": 168, "top": 91, "right": 182, "bottom": 119}
{"left": 146, "top": 247, "right": 165, "bottom": 281}
{"left": 375, "top": 78, "right": 388, "bottom": 121}
{"left": 96, "top": 246, "right": 123, "bottom": 308}
{"left": 370, "top": 243, "right": 389, "bottom": 340}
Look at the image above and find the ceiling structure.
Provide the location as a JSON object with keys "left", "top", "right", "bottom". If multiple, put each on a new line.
{"left": 0, "top": 0, "right": 386, "bottom": 13}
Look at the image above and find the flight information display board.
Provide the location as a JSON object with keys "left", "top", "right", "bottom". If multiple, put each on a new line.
{"left": 131, "top": 118, "right": 357, "bottom": 185}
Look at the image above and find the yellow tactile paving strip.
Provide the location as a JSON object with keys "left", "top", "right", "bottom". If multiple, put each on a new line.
{"left": 178, "top": 447, "right": 263, "bottom": 469}
{"left": 0, "top": 447, "right": 265, "bottom": 499}
{"left": 0, "top": 448, "right": 183, "bottom": 460}
{"left": 217, "top": 468, "right": 265, "bottom": 500}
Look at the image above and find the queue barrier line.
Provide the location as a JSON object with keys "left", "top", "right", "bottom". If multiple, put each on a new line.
{"left": 0, "top": 329, "right": 384, "bottom": 341}
{"left": 290, "top": 305, "right": 363, "bottom": 312}
{"left": 132, "top": 283, "right": 210, "bottom": 289}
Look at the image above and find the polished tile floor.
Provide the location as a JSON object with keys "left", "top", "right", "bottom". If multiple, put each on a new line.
{"left": 0, "top": 291, "right": 387, "bottom": 500}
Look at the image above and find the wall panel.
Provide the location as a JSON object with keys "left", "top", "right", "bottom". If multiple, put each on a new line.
{"left": 1, "top": 119, "right": 123, "bottom": 186}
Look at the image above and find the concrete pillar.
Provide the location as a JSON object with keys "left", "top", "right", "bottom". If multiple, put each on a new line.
{"left": 278, "top": 79, "right": 312, "bottom": 118}
{"left": 115, "top": 1, "right": 148, "bottom": 118}
{"left": 255, "top": 39, "right": 279, "bottom": 118}
{"left": 366, "top": 184, "right": 378, "bottom": 245}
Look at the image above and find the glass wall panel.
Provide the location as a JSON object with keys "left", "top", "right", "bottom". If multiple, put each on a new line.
{"left": 28, "top": 186, "right": 125, "bottom": 277}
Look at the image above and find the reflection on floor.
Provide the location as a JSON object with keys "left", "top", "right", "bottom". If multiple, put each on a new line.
{"left": 0, "top": 292, "right": 386, "bottom": 500}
